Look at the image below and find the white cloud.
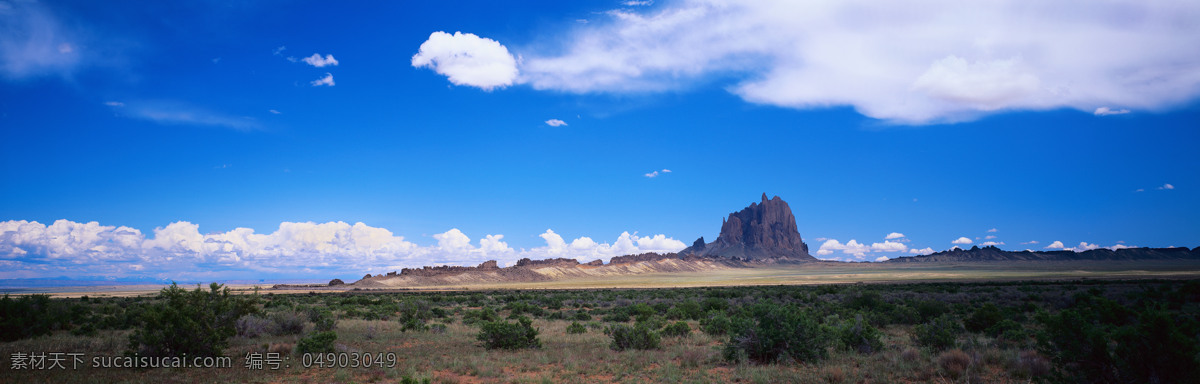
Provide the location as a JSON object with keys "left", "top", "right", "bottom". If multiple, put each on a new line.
{"left": 987, "top": 228, "right": 998, "bottom": 233}
{"left": 1022, "top": 240, "right": 1039, "bottom": 245}
{"left": 0, "top": 219, "right": 685, "bottom": 279}
{"left": 0, "top": 1, "right": 83, "bottom": 80}
{"left": 104, "top": 101, "right": 124, "bottom": 107}
{"left": 1135, "top": 188, "right": 1145, "bottom": 192}
{"left": 269, "top": 109, "right": 281, "bottom": 114}
{"left": 1109, "top": 244, "right": 1136, "bottom": 251}
{"left": 412, "top": 31, "right": 518, "bottom": 91}
{"left": 885, "top": 232, "right": 905, "bottom": 240}
{"left": 301, "top": 53, "right": 338, "bottom": 67}
{"left": 1094, "top": 107, "right": 1130, "bottom": 116}
{"left": 1070, "top": 242, "right": 1101, "bottom": 252}
{"left": 545, "top": 119, "right": 568, "bottom": 127}
{"left": 984, "top": 235, "right": 997, "bottom": 239}
{"left": 980, "top": 241, "right": 1004, "bottom": 246}
{"left": 909, "top": 247, "right": 935, "bottom": 255}
{"left": 1045, "top": 241, "right": 1065, "bottom": 249}
{"left": 515, "top": 1, "right": 1200, "bottom": 124}
{"left": 311, "top": 73, "right": 335, "bottom": 86}
{"left": 1159, "top": 183, "right": 1175, "bottom": 190}
{"left": 644, "top": 169, "right": 671, "bottom": 178}
{"left": 874, "top": 256, "right": 890, "bottom": 262}
{"left": 870, "top": 240, "right": 907, "bottom": 252}
{"left": 816, "top": 239, "right": 870, "bottom": 259}
{"left": 623, "top": 1, "right": 653, "bottom": 6}
{"left": 951, "top": 237, "right": 973, "bottom": 245}
{"left": 273, "top": 46, "right": 286, "bottom": 55}
{"left": 119, "top": 100, "right": 259, "bottom": 130}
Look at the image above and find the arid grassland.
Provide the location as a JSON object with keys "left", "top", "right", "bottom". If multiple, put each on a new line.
{"left": 2, "top": 276, "right": 1198, "bottom": 383}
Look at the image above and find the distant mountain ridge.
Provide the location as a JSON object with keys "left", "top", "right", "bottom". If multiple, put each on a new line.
{"left": 888, "top": 245, "right": 1200, "bottom": 263}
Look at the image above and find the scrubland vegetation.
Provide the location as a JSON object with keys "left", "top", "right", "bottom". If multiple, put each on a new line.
{"left": 2, "top": 278, "right": 1198, "bottom": 383}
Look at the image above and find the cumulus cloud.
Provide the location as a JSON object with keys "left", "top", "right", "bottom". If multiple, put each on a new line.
{"left": 1159, "top": 183, "right": 1175, "bottom": 190}
{"left": 874, "top": 256, "right": 890, "bottom": 262}
{"left": 870, "top": 240, "right": 907, "bottom": 252}
{"left": 1094, "top": 107, "right": 1130, "bottom": 116}
{"left": 885, "top": 232, "right": 905, "bottom": 240}
{"left": 301, "top": 53, "right": 338, "bottom": 67}
{"left": 816, "top": 239, "right": 870, "bottom": 258}
{"left": 514, "top": 0, "right": 1200, "bottom": 123}
{"left": 1045, "top": 241, "right": 1065, "bottom": 249}
{"left": 311, "top": 73, "right": 335, "bottom": 86}
{"left": 0, "top": 219, "right": 685, "bottom": 280}
{"left": 951, "top": 237, "right": 973, "bottom": 245}
{"left": 980, "top": 241, "right": 1004, "bottom": 246}
{"left": 412, "top": 31, "right": 518, "bottom": 91}
{"left": 909, "top": 247, "right": 935, "bottom": 255}
{"left": 545, "top": 119, "right": 568, "bottom": 127}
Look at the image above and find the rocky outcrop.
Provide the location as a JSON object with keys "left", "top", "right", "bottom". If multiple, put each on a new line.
{"left": 515, "top": 258, "right": 580, "bottom": 267}
{"left": 680, "top": 193, "right": 814, "bottom": 261}
{"left": 888, "top": 245, "right": 1200, "bottom": 262}
{"left": 399, "top": 260, "right": 504, "bottom": 277}
{"left": 328, "top": 279, "right": 345, "bottom": 286}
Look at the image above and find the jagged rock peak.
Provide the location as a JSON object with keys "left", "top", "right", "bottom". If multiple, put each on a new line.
{"left": 680, "top": 194, "right": 813, "bottom": 261}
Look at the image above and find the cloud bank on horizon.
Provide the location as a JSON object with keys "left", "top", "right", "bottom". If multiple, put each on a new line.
{"left": 412, "top": 0, "right": 1200, "bottom": 124}
{"left": 0, "top": 219, "right": 686, "bottom": 281}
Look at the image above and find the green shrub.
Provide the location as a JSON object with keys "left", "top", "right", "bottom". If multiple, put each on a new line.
{"left": 566, "top": 321, "right": 587, "bottom": 334}
{"left": 701, "top": 311, "right": 731, "bottom": 335}
{"left": 0, "top": 294, "right": 71, "bottom": 341}
{"left": 723, "top": 303, "right": 829, "bottom": 364}
{"left": 296, "top": 331, "right": 338, "bottom": 354}
{"left": 312, "top": 309, "right": 337, "bottom": 332}
{"left": 661, "top": 321, "right": 691, "bottom": 338}
{"left": 914, "top": 314, "right": 962, "bottom": 351}
{"left": 271, "top": 311, "right": 306, "bottom": 335}
{"left": 127, "top": 283, "right": 258, "bottom": 357}
{"left": 236, "top": 315, "right": 276, "bottom": 338}
{"left": 1038, "top": 300, "right": 1199, "bottom": 384}
{"left": 462, "top": 307, "right": 499, "bottom": 325}
{"left": 837, "top": 314, "right": 884, "bottom": 354}
{"left": 636, "top": 315, "right": 666, "bottom": 331}
{"left": 964, "top": 304, "right": 1003, "bottom": 334}
{"left": 608, "top": 323, "right": 661, "bottom": 351}
{"left": 477, "top": 316, "right": 541, "bottom": 349}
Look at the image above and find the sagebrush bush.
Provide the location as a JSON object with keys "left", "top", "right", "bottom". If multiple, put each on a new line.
{"left": 607, "top": 323, "right": 661, "bottom": 351}
{"left": 723, "top": 302, "right": 829, "bottom": 364}
{"left": 914, "top": 314, "right": 962, "bottom": 351}
{"left": 701, "top": 311, "right": 731, "bottom": 335}
{"left": 964, "top": 303, "right": 1004, "bottom": 334}
{"left": 462, "top": 307, "right": 499, "bottom": 325}
{"left": 311, "top": 309, "right": 337, "bottom": 332}
{"left": 270, "top": 311, "right": 306, "bottom": 335}
{"left": 566, "top": 321, "right": 587, "bottom": 334}
{"left": 477, "top": 316, "right": 541, "bottom": 350}
{"left": 295, "top": 331, "right": 338, "bottom": 354}
{"left": 837, "top": 314, "right": 884, "bottom": 354}
{"left": 236, "top": 315, "right": 276, "bottom": 338}
{"left": 937, "top": 349, "right": 972, "bottom": 378}
{"left": 127, "top": 283, "right": 258, "bottom": 358}
{"left": 661, "top": 321, "right": 690, "bottom": 338}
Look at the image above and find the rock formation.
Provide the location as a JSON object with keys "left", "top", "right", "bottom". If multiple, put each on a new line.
{"left": 679, "top": 193, "right": 814, "bottom": 261}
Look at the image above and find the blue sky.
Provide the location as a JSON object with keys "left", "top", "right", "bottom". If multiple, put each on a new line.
{"left": 1, "top": 0, "right": 1198, "bottom": 282}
